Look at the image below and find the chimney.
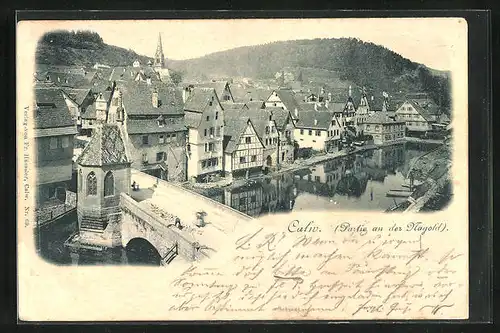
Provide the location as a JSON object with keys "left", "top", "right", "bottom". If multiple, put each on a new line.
{"left": 117, "top": 89, "right": 123, "bottom": 107}
{"left": 325, "top": 99, "right": 329, "bottom": 108}
{"left": 314, "top": 103, "right": 318, "bottom": 111}
{"left": 328, "top": 92, "right": 332, "bottom": 102}
{"left": 348, "top": 85, "right": 352, "bottom": 97}
{"left": 314, "top": 119, "right": 318, "bottom": 126}
{"left": 294, "top": 108, "right": 298, "bottom": 118}
{"left": 371, "top": 96, "right": 374, "bottom": 101}
{"left": 152, "top": 89, "right": 159, "bottom": 108}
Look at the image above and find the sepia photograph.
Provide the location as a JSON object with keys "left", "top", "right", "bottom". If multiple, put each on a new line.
{"left": 17, "top": 16, "right": 469, "bottom": 321}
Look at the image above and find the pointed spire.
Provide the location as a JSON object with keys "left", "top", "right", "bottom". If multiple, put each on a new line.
{"left": 154, "top": 32, "right": 165, "bottom": 68}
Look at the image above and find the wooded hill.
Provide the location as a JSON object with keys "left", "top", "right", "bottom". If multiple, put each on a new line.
{"left": 169, "top": 38, "right": 451, "bottom": 112}
{"left": 36, "top": 30, "right": 153, "bottom": 67}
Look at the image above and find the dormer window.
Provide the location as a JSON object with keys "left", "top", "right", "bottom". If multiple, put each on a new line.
{"left": 157, "top": 116, "right": 166, "bottom": 127}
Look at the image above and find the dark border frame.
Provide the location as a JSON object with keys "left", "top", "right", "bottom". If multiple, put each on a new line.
{"left": 5, "top": 9, "right": 493, "bottom": 329}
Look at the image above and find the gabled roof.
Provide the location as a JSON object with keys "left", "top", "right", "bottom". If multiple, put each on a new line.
{"left": 406, "top": 99, "right": 439, "bottom": 121}
{"left": 266, "top": 107, "right": 291, "bottom": 129}
{"left": 268, "top": 89, "right": 301, "bottom": 112}
{"left": 195, "top": 81, "right": 232, "bottom": 101}
{"left": 365, "top": 112, "right": 405, "bottom": 125}
{"left": 294, "top": 111, "right": 335, "bottom": 130}
{"left": 81, "top": 102, "right": 96, "bottom": 120}
{"left": 230, "top": 87, "right": 272, "bottom": 102}
{"left": 34, "top": 88, "right": 75, "bottom": 129}
{"left": 184, "top": 87, "right": 218, "bottom": 112}
{"left": 223, "top": 114, "right": 264, "bottom": 153}
{"left": 223, "top": 119, "right": 252, "bottom": 154}
{"left": 245, "top": 100, "right": 265, "bottom": 109}
{"left": 77, "top": 124, "right": 130, "bottom": 166}
{"left": 61, "top": 88, "right": 91, "bottom": 106}
{"left": 120, "top": 82, "right": 184, "bottom": 116}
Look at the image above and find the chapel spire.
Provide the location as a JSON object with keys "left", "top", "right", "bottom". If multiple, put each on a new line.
{"left": 153, "top": 33, "right": 165, "bottom": 69}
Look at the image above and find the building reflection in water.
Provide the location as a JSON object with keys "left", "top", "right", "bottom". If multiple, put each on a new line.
{"left": 198, "top": 142, "right": 436, "bottom": 214}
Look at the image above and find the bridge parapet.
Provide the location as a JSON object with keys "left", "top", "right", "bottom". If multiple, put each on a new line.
{"left": 120, "top": 193, "right": 203, "bottom": 262}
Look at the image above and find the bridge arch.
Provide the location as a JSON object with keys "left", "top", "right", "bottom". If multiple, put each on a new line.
{"left": 125, "top": 237, "right": 161, "bottom": 266}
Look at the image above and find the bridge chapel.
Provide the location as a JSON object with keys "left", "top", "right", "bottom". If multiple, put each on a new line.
{"left": 76, "top": 123, "right": 131, "bottom": 245}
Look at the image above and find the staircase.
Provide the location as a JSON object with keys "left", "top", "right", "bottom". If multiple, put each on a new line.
{"left": 161, "top": 242, "right": 178, "bottom": 265}
{"left": 80, "top": 216, "right": 106, "bottom": 232}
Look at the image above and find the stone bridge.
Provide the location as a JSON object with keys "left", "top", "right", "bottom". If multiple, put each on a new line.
{"left": 119, "top": 170, "right": 253, "bottom": 265}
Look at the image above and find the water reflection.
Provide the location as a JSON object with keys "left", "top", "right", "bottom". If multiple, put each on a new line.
{"left": 213, "top": 142, "right": 436, "bottom": 215}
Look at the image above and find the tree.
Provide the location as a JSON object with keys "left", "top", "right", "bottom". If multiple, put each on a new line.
{"left": 170, "top": 70, "right": 183, "bottom": 86}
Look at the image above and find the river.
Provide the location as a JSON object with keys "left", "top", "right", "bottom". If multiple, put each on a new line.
{"left": 38, "top": 141, "right": 437, "bottom": 266}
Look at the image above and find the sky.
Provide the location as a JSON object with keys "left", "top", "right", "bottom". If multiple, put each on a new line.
{"left": 21, "top": 18, "right": 467, "bottom": 71}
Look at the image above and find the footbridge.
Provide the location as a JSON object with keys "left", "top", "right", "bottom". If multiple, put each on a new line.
{"left": 119, "top": 170, "right": 252, "bottom": 265}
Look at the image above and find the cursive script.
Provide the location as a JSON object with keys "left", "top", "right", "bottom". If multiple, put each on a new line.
{"left": 166, "top": 219, "right": 467, "bottom": 320}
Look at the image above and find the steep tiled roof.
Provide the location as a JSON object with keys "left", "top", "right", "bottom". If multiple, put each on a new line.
{"left": 221, "top": 102, "right": 247, "bottom": 110}
{"left": 184, "top": 87, "right": 217, "bottom": 112}
{"left": 294, "top": 111, "right": 334, "bottom": 130}
{"left": 299, "top": 102, "right": 329, "bottom": 113}
{"left": 77, "top": 124, "right": 130, "bottom": 166}
{"left": 126, "top": 117, "right": 186, "bottom": 134}
{"left": 61, "top": 88, "right": 91, "bottom": 106}
{"left": 195, "top": 81, "right": 231, "bottom": 101}
{"left": 365, "top": 112, "right": 405, "bottom": 125}
{"left": 43, "top": 72, "right": 91, "bottom": 88}
{"left": 270, "top": 89, "right": 301, "bottom": 112}
{"left": 34, "top": 88, "right": 74, "bottom": 129}
{"left": 245, "top": 100, "right": 265, "bottom": 109}
{"left": 223, "top": 119, "right": 251, "bottom": 154}
{"left": 407, "top": 99, "right": 439, "bottom": 121}
{"left": 120, "top": 82, "right": 184, "bottom": 116}
{"left": 109, "top": 66, "right": 159, "bottom": 82}
{"left": 268, "top": 108, "right": 291, "bottom": 130}
{"left": 81, "top": 103, "right": 96, "bottom": 120}
{"left": 227, "top": 87, "right": 271, "bottom": 103}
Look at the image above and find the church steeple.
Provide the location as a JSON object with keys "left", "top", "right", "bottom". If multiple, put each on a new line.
{"left": 153, "top": 33, "right": 165, "bottom": 68}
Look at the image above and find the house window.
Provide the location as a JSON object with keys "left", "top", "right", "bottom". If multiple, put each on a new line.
{"left": 251, "top": 155, "right": 257, "bottom": 162}
{"left": 285, "top": 130, "right": 290, "bottom": 138}
{"left": 240, "top": 156, "right": 246, "bottom": 163}
{"left": 204, "top": 143, "right": 208, "bottom": 152}
{"left": 251, "top": 195, "right": 256, "bottom": 203}
{"left": 315, "top": 130, "right": 321, "bottom": 136}
{"left": 156, "top": 152, "right": 164, "bottom": 161}
{"left": 271, "top": 126, "right": 275, "bottom": 133}
{"left": 142, "top": 135, "right": 149, "bottom": 145}
{"left": 245, "top": 137, "right": 251, "bottom": 144}
{"left": 308, "top": 130, "right": 313, "bottom": 136}
{"left": 187, "top": 144, "right": 191, "bottom": 153}
{"left": 104, "top": 171, "right": 114, "bottom": 197}
{"left": 159, "top": 135, "right": 165, "bottom": 144}
{"left": 239, "top": 197, "right": 246, "bottom": 206}
{"left": 209, "top": 142, "right": 214, "bottom": 152}
{"left": 201, "top": 160, "right": 206, "bottom": 168}
{"left": 171, "top": 133, "right": 176, "bottom": 140}
{"left": 265, "top": 126, "right": 270, "bottom": 134}
{"left": 204, "top": 129, "right": 207, "bottom": 136}
{"left": 142, "top": 152, "right": 148, "bottom": 163}
{"left": 209, "top": 127, "right": 214, "bottom": 136}
{"left": 206, "top": 115, "right": 210, "bottom": 121}
{"left": 216, "top": 126, "right": 221, "bottom": 137}
{"left": 86, "top": 172, "right": 97, "bottom": 196}
{"left": 158, "top": 118, "right": 166, "bottom": 127}
{"left": 215, "top": 112, "right": 219, "bottom": 120}
{"left": 315, "top": 176, "right": 320, "bottom": 182}
{"left": 61, "top": 136, "right": 70, "bottom": 148}
{"left": 49, "top": 137, "right": 58, "bottom": 149}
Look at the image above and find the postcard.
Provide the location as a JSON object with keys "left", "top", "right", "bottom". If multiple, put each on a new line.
{"left": 17, "top": 17, "right": 468, "bottom": 321}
